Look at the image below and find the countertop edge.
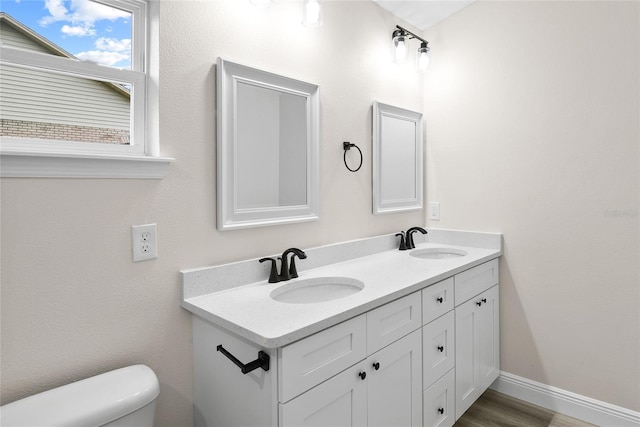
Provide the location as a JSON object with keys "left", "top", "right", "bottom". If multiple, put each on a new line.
{"left": 183, "top": 250, "right": 502, "bottom": 349}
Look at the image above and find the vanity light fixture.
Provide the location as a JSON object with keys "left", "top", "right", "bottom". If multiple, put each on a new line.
{"left": 303, "top": 0, "right": 322, "bottom": 27}
{"left": 392, "top": 25, "right": 430, "bottom": 70}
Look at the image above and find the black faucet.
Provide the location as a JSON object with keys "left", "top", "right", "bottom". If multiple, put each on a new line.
{"left": 279, "top": 248, "right": 307, "bottom": 281}
{"left": 259, "top": 248, "right": 307, "bottom": 283}
{"left": 405, "top": 226, "right": 428, "bottom": 249}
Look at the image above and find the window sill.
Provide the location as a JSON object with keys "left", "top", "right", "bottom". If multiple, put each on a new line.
{"left": 0, "top": 151, "right": 174, "bottom": 179}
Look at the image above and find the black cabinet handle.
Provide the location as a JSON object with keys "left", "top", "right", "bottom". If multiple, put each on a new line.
{"left": 359, "top": 371, "right": 367, "bottom": 380}
{"left": 372, "top": 362, "right": 380, "bottom": 371}
{"left": 436, "top": 297, "right": 444, "bottom": 303}
{"left": 476, "top": 300, "right": 482, "bottom": 306}
{"left": 438, "top": 408, "right": 445, "bottom": 414}
{"left": 482, "top": 298, "right": 487, "bottom": 303}
{"left": 437, "top": 346, "right": 444, "bottom": 352}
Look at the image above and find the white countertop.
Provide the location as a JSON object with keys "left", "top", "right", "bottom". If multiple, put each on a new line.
{"left": 181, "top": 232, "right": 502, "bottom": 348}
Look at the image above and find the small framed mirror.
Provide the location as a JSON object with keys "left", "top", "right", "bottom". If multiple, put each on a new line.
{"left": 217, "top": 58, "right": 320, "bottom": 230}
{"left": 372, "top": 101, "right": 423, "bottom": 214}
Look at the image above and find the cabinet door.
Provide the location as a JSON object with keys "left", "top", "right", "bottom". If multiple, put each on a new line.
{"left": 454, "top": 295, "right": 481, "bottom": 419}
{"left": 478, "top": 285, "right": 500, "bottom": 389}
{"left": 280, "top": 362, "right": 367, "bottom": 427}
{"left": 368, "top": 330, "right": 422, "bottom": 427}
{"left": 455, "top": 285, "right": 500, "bottom": 420}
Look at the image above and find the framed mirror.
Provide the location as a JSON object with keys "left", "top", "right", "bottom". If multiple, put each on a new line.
{"left": 217, "top": 58, "right": 320, "bottom": 230}
{"left": 372, "top": 101, "right": 423, "bottom": 214}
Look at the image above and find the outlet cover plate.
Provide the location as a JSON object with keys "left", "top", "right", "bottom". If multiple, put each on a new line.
{"left": 428, "top": 202, "right": 440, "bottom": 221}
{"left": 132, "top": 223, "right": 157, "bottom": 262}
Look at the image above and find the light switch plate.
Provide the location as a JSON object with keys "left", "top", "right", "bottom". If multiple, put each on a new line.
{"left": 429, "top": 202, "right": 440, "bottom": 220}
{"left": 132, "top": 223, "right": 157, "bottom": 262}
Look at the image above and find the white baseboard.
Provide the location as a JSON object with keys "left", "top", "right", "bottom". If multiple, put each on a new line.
{"left": 490, "top": 371, "right": 640, "bottom": 427}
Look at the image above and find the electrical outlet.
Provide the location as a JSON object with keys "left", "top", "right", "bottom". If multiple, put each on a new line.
{"left": 428, "top": 202, "right": 440, "bottom": 221}
{"left": 132, "top": 224, "right": 157, "bottom": 262}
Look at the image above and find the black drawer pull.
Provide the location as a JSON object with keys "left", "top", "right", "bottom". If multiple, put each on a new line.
{"left": 372, "top": 362, "right": 380, "bottom": 370}
{"left": 476, "top": 300, "right": 482, "bottom": 306}
{"left": 436, "top": 297, "right": 444, "bottom": 303}
{"left": 437, "top": 346, "right": 444, "bottom": 352}
{"left": 359, "top": 371, "right": 367, "bottom": 380}
{"left": 438, "top": 407, "right": 445, "bottom": 415}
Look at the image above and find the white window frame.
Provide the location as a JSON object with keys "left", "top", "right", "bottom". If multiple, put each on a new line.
{"left": 0, "top": 0, "right": 172, "bottom": 178}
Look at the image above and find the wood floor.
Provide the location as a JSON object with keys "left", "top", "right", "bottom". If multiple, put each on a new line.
{"left": 454, "top": 390, "right": 598, "bottom": 427}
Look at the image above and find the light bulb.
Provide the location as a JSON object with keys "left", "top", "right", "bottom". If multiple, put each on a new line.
{"left": 418, "top": 52, "right": 430, "bottom": 70}
{"left": 393, "top": 34, "right": 408, "bottom": 64}
{"left": 417, "top": 42, "right": 430, "bottom": 70}
{"left": 303, "top": 0, "right": 322, "bottom": 27}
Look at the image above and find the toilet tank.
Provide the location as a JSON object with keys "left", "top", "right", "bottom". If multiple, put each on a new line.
{"left": 0, "top": 364, "right": 160, "bottom": 427}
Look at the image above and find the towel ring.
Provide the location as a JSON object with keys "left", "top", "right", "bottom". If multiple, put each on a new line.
{"left": 343, "top": 141, "right": 363, "bottom": 173}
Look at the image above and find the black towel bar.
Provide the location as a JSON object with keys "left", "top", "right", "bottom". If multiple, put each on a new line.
{"left": 216, "top": 345, "right": 270, "bottom": 374}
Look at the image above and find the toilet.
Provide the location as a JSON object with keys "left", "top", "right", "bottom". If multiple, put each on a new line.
{"left": 0, "top": 364, "right": 159, "bottom": 426}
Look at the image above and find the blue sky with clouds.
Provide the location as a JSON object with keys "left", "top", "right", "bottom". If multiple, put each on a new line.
{"left": 1, "top": 0, "right": 132, "bottom": 68}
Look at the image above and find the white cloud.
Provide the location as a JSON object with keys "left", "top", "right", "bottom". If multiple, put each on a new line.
{"left": 61, "top": 24, "right": 95, "bottom": 37}
{"left": 40, "top": 0, "right": 69, "bottom": 25}
{"left": 39, "top": 0, "right": 129, "bottom": 29}
{"left": 69, "top": 0, "right": 129, "bottom": 24}
{"left": 36, "top": 0, "right": 132, "bottom": 68}
{"left": 95, "top": 37, "right": 130, "bottom": 52}
{"left": 76, "top": 49, "right": 129, "bottom": 67}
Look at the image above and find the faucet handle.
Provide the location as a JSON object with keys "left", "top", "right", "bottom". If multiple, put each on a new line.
{"left": 287, "top": 249, "right": 307, "bottom": 279}
{"left": 395, "top": 232, "right": 408, "bottom": 251}
{"left": 259, "top": 258, "right": 280, "bottom": 283}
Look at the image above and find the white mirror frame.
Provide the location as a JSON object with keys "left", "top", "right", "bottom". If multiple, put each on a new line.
{"left": 372, "top": 101, "right": 424, "bottom": 214}
{"left": 217, "top": 58, "right": 320, "bottom": 230}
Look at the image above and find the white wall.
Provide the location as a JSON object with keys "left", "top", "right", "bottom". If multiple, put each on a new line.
{"left": 0, "top": 1, "right": 424, "bottom": 425}
{"left": 3, "top": 1, "right": 637, "bottom": 425}
{"left": 423, "top": 0, "right": 639, "bottom": 411}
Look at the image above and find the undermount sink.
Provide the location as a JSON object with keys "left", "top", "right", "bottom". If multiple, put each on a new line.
{"left": 270, "top": 277, "right": 365, "bottom": 304}
{"left": 410, "top": 248, "right": 468, "bottom": 259}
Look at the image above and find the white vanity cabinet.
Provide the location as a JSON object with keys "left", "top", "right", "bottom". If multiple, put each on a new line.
{"left": 189, "top": 257, "right": 501, "bottom": 427}
{"left": 422, "top": 259, "right": 500, "bottom": 426}
{"left": 192, "top": 291, "right": 422, "bottom": 427}
{"left": 282, "top": 291, "right": 423, "bottom": 427}
{"left": 454, "top": 259, "right": 500, "bottom": 420}
{"left": 282, "top": 329, "right": 422, "bottom": 427}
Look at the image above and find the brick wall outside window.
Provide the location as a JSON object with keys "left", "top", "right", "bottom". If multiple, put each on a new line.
{"left": 0, "top": 119, "right": 130, "bottom": 145}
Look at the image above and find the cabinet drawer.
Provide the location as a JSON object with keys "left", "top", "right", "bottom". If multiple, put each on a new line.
{"left": 454, "top": 259, "right": 499, "bottom": 306}
{"left": 279, "top": 315, "right": 366, "bottom": 403}
{"left": 367, "top": 292, "right": 422, "bottom": 354}
{"left": 423, "top": 369, "right": 455, "bottom": 427}
{"left": 423, "top": 311, "right": 455, "bottom": 388}
{"left": 422, "top": 278, "right": 454, "bottom": 325}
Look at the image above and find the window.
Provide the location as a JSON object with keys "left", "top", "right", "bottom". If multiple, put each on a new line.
{"left": 0, "top": 0, "right": 171, "bottom": 178}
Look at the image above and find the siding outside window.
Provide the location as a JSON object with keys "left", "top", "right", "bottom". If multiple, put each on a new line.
{"left": 0, "top": 0, "right": 173, "bottom": 178}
